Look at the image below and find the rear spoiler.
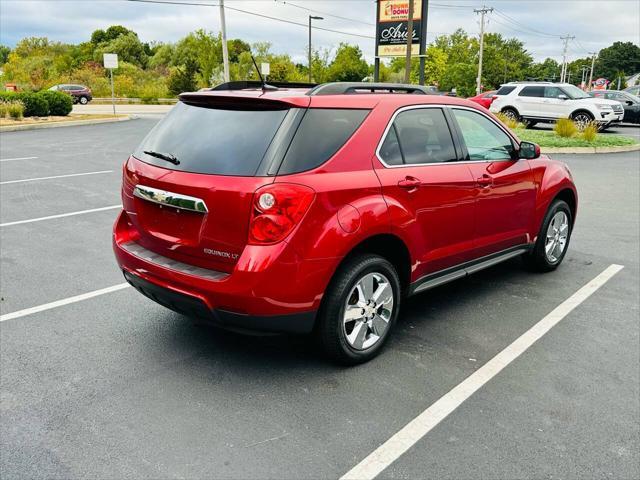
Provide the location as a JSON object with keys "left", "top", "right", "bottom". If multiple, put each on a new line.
{"left": 178, "top": 92, "right": 310, "bottom": 110}
{"left": 209, "top": 81, "right": 317, "bottom": 91}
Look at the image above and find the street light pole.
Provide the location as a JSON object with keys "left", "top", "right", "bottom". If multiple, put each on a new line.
{"left": 308, "top": 15, "right": 323, "bottom": 83}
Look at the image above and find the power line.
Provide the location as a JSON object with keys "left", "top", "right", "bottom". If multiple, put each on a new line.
{"left": 493, "top": 8, "right": 561, "bottom": 38}
{"left": 128, "top": 0, "right": 375, "bottom": 39}
{"left": 276, "top": 0, "right": 375, "bottom": 27}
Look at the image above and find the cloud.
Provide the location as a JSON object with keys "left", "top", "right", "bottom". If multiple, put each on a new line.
{"left": 1, "top": 0, "right": 638, "bottom": 65}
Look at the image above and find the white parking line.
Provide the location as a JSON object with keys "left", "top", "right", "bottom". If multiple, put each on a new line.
{"left": 0, "top": 283, "right": 131, "bottom": 322}
{"left": 0, "top": 204, "right": 122, "bottom": 227}
{"left": 0, "top": 156, "right": 39, "bottom": 163}
{"left": 0, "top": 170, "right": 113, "bottom": 185}
{"left": 340, "top": 263, "right": 624, "bottom": 480}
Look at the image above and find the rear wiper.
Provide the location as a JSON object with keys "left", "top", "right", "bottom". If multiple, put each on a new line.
{"left": 143, "top": 150, "right": 180, "bottom": 165}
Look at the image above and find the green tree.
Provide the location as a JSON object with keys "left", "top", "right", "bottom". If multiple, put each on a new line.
{"left": 173, "top": 29, "right": 221, "bottom": 87}
{"left": 167, "top": 59, "right": 198, "bottom": 95}
{"left": 148, "top": 43, "right": 175, "bottom": 69}
{"left": 527, "top": 58, "right": 560, "bottom": 81}
{"left": 94, "top": 32, "right": 148, "bottom": 68}
{"left": 0, "top": 45, "right": 10, "bottom": 65}
{"left": 596, "top": 41, "right": 640, "bottom": 80}
{"left": 327, "top": 43, "right": 368, "bottom": 82}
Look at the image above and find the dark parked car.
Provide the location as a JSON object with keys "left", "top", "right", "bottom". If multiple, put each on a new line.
{"left": 49, "top": 84, "right": 92, "bottom": 104}
{"left": 589, "top": 90, "right": 640, "bottom": 124}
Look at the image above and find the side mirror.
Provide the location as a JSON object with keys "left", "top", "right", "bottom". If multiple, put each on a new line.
{"left": 626, "top": 100, "right": 633, "bottom": 106}
{"left": 558, "top": 94, "right": 568, "bottom": 100}
{"left": 519, "top": 141, "right": 540, "bottom": 160}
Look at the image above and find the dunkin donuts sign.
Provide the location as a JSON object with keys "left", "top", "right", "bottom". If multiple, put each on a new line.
{"left": 377, "top": 0, "right": 423, "bottom": 57}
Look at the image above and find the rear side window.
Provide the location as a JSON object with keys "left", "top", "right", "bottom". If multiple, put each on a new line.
{"left": 519, "top": 86, "right": 544, "bottom": 97}
{"left": 278, "top": 109, "right": 369, "bottom": 175}
{"left": 379, "top": 125, "right": 403, "bottom": 166}
{"left": 134, "top": 102, "right": 288, "bottom": 175}
{"left": 389, "top": 108, "right": 457, "bottom": 165}
{"left": 495, "top": 86, "right": 516, "bottom": 95}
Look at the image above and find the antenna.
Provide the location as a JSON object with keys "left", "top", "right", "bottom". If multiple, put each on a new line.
{"left": 250, "top": 55, "right": 277, "bottom": 91}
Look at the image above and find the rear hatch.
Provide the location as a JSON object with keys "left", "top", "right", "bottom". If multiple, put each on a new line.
{"left": 122, "top": 94, "right": 309, "bottom": 273}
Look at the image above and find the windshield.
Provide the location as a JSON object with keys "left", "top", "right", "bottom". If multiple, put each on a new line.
{"left": 134, "top": 102, "right": 289, "bottom": 176}
{"left": 626, "top": 93, "right": 640, "bottom": 103}
{"left": 563, "top": 85, "right": 591, "bottom": 99}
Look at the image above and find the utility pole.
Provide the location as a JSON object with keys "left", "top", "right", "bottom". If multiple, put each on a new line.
{"left": 308, "top": 15, "right": 323, "bottom": 83}
{"left": 580, "top": 65, "right": 589, "bottom": 88}
{"left": 587, "top": 51, "right": 597, "bottom": 91}
{"left": 219, "top": 0, "right": 230, "bottom": 82}
{"left": 404, "top": 0, "right": 415, "bottom": 83}
{"left": 559, "top": 35, "right": 574, "bottom": 83}
{"left": 474, "top": 6, "right": 493, "bottom": 95}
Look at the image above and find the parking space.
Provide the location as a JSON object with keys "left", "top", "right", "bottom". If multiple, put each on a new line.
{"left": 1, "top": 122, "right": 638, "bottom": 479}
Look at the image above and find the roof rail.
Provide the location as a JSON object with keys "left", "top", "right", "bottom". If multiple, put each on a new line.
{"left": 308, "top": 82, "right": 439, "bottom": 96}
{"left": 210, "top": 80, "right": 317, "bottom": 91}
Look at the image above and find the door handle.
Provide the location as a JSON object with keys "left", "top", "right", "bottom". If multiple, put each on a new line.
{"left": 398, "top": 176, "right": 421, "bottom": 190}
{"left": 477, "top": 174, "right": 493, "bottom": 187}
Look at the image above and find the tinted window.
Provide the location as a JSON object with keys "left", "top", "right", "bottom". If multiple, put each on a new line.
{"left": 519, "top": 86, "right": 544, "bottom": 97}
{"left": 452, "top": 109, "right": 514, "bottom": 161}
{"left": 135, "top": 101, "right": 288, "bottom": 175}
{"left": 278, "top": 108, "right": 368, "bottom": 175}
{"left": 392, "top": 108, "right": 456, "bottom": 165}
{"left": 496, "top": 86, "right": 516, "bottom": 95}
{"left": 379, "top": 125, "right": 403, "bottom": 166}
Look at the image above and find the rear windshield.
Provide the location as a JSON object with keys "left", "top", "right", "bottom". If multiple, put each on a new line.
{"left": 134, "top": 102, "right": 368, "bottom": 176}
{"left": 134, "top": 102, "right": 288, "bottom": 176}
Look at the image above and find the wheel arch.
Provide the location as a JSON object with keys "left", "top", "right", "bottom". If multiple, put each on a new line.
{"left": 570, "top": 109, "right": 594, "bottom": 120}
{"left": 553, "top": 188, "right": 577, "bottom": 225}
{"left": 336, "top": 233, "right": 412, "bottom": 294}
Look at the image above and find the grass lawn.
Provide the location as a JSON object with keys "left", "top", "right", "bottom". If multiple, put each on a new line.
{"left": 514, "top": 127, "right": 638, "bottom": 148}
{"left": 0, "top": 113, "right": 127, "bottom": 127}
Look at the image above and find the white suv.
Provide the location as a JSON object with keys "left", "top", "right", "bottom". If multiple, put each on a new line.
{"left": 490, "top": 82, "right": 624, "bottom": 129}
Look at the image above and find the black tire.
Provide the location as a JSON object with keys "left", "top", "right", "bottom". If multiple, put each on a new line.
{"left": 501, "top": 107, "right": 520, "bottom": 122}
{"left": 79, "top": 96, "right": 89, "bottom": 105}
{"left": 570, "top": 111, "right": 594, "bottom": 130}
{"left": 316, "top": 254, "right": 401, "bottom": 365}
{"left": 523, "top": 199, "right": 572, "bottom": 272}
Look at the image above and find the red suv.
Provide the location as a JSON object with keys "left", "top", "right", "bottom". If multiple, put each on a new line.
{"left": 113, "top": 81, "right": 577, "bottom": 364}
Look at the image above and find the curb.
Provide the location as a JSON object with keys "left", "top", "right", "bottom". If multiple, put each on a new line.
{"left": 0, "top": 115, "right": 134, "bottom": 132}
{"left": 541, "top": 143, "right": 640, "bottom": 154}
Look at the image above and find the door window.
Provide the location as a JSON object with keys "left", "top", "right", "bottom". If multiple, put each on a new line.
{"left": 452, "top": 109, "right": 515, "bottom": 161}
{"left": 519, "top": 86, "right": 544, "bottom": 97}
{"left": 382, "top": 108, "right": 457, "bottom": 165}
{"left": 544, "top": 86, "right": 566, "bottom": 98}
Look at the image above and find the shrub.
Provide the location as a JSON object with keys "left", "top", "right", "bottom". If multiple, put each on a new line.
{"left": 37, "top": 90, "right": 72, "bottom": 116}
{"left": 8, "top": 101, "right": 24, "bottom": 120}
{"left": 0, "top": 102, "right": 7, "bottom": 118}
{"left": 15, "top": 92, "right": 49, "bottom": 116}
{"left": 495, "top": 112, "right": 519, "bottom": 129}
{"left": 581, "top": 122, "right": 598, "bottom": 142}
{"left": 554, "top": 118, "right": 577, "bottom": 138}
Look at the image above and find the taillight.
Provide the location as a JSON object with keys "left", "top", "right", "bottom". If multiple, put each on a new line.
{"left": 248, "top": 183, "right": 315, "bottom": 245}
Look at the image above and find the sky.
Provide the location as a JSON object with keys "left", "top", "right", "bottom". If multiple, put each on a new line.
{"left": 1, "top": 0, "right": 639, "bottom": 66}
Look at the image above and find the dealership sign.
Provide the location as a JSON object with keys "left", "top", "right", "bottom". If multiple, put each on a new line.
{"left": 377, "top": 0, "right": 422, "bottom": 57}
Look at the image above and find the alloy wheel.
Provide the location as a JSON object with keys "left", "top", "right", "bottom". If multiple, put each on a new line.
{"left": 545, "top": 211, "right": 569, "bottom": 263}
{"left": 342, "top": 272, "right": 394, "bottom": 351}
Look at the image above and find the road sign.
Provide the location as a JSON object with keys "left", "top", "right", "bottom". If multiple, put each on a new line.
{"left": 103, "top": 53, "right": 118, "bottom": 69}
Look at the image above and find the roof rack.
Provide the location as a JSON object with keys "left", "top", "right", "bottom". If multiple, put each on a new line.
{"left": 210, "top": 80, "right": 317, "bottom": 91}
{"left": 308, "top": 82, "right": 439, "bottom": 96}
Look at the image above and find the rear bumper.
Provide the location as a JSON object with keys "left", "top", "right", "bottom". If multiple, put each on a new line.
{"left": 113, "top": 210, "right": 334, "bottom": 333}
{"left": 123, "top": 270, "right": 316, "bottom": 334}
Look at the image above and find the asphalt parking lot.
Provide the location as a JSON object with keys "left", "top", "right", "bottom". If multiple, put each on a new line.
{"left": 1, "top": 118, "right": 638, "bottom": 479}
